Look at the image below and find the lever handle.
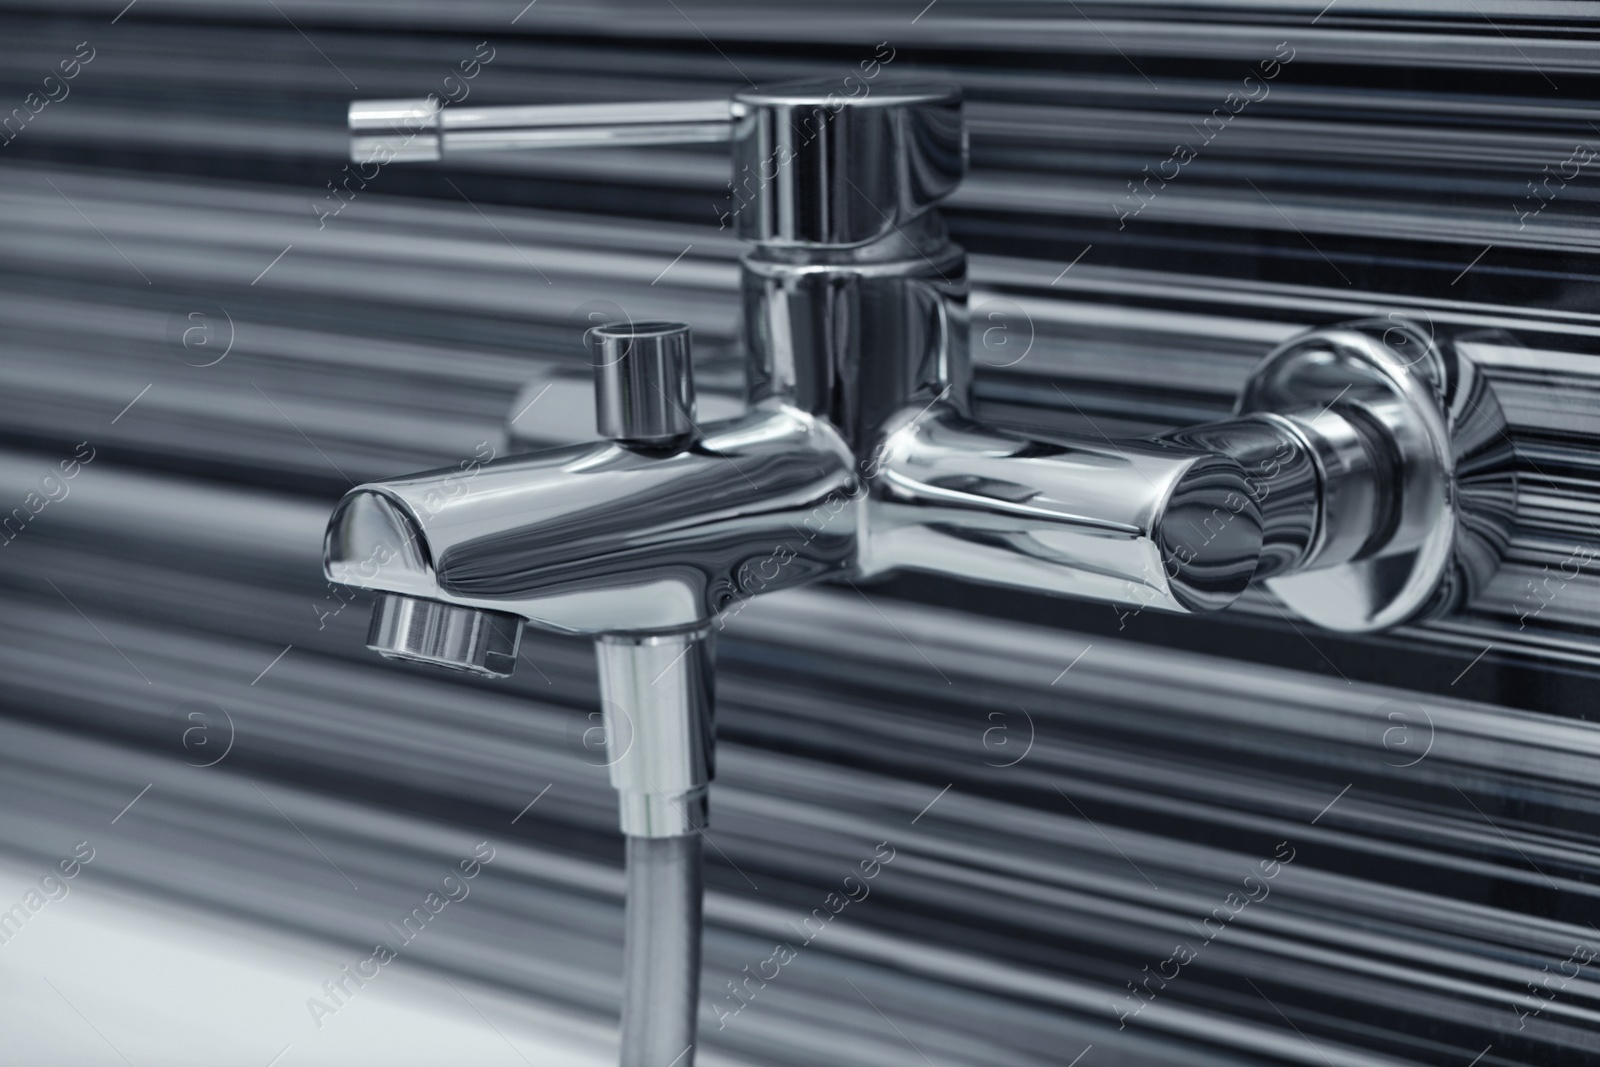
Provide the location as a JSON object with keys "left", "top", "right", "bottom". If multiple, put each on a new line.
{"left": 347, "top": 79, "right": 966, "bottom": 248}
{"left": 349, "top": 97, "right": 734, "bottom": 162}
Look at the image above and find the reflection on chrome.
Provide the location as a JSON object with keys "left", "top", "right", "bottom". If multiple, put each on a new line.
{"left": 322, "top": 75, "right": 1518, "bottom": 1067}
{"left": 326, "top": 317, "right": 1514, "bottom": 640}
{"left": 326, "top": 400, "right": 860, "bottom": 635}
{"left": 328, "top": 82, "right": 1514, "bottom": 645}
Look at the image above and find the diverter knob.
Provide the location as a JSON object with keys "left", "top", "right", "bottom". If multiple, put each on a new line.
{"left": 587, "top": 321, "right": 697, "bottom": 446}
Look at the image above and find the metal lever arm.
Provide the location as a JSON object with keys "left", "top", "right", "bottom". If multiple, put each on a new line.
{"left": 349, "top": 97, "right": 735, "bottom": 162}
{"left": 349, "top": 80, "right": 966, "bottom": 248}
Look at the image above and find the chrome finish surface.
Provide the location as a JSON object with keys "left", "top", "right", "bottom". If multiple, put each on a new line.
{"left": 1239, "top": 321, "right": 1517, "bottom": 632}
{"left": 330, "top": 84, "right": 1515, "bottom": 653}
{"left": 742, "top": 216, "right": 971, "bottom": 455}
{"left": 443, "top": 99, "right": 733, "bottom": 134}
{"left": 728, "top": 81, "right": 966, "bottom": 247}
{"left": 345, "top": 81, "right": 964, "bottom": 250}
{"left": 365, "top": 591, "right": 521, "bottom": 678}
{"left": 5, "top": 10, "right": 1597, "bottom": 1066}
{"left": 867, "top": 405, "right": 1264, "bottom": 613}
{"left": 324, "top": 79, "right": 1521, "bottom": 1067}
{"left": 588, "top": 321, "right": 697, "bottom": 447}
{"left": 323, "top": 403, "right": 859, "bottom": 634}
{"left": 347, "top": 97, "right": 440, "bottom": 131}
{"left": 1273, "top": 405, "right": 1389, "bottom": 573}
{"left": 345, "top": 77, "right": 974, "bottom": 461}
{"left": 346, "top": 96, "right": 444, "bottom": 162}
{"left": 596, "top": 629, "right": 715, "bottom": 838}
{"left": 332, "top": 322, "right": 1500, "bottom": 634}
{"left": 348, "top": 97, "right": 734, "bottom": 161}
{"left": 1163, "top": 414, "right": 1320, "bottom": 580}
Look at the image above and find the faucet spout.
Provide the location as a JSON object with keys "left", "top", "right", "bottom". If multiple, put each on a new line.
{"left": 323, "top": 403, "right": 859, "bottom": 637}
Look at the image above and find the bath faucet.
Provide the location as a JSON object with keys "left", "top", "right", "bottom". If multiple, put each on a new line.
{"left": 323, "top": 79, "right": 1514, "bottom": 1065}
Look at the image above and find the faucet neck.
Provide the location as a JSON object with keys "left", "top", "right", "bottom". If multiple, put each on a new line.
{"left": 740, "top": 210, "right": 971, "bottom": 455}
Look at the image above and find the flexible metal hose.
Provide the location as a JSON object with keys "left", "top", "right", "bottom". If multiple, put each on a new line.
{"left": 620, "top": 834, "right": 703, "bottom": 1067}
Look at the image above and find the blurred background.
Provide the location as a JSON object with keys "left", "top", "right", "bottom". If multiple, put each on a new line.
{"left": 1, "top": 1, "right": 1598, "bottom": 1064}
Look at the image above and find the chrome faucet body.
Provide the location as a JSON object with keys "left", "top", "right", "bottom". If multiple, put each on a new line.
{"left": 323, "top": 76, "right": 1514, "bottom": 1067}
{"left": 327, "top": 69, "right": 1519, "bottom": 774}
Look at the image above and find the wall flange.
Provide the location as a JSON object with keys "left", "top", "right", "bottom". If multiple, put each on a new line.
{"left": 1238, "top": 320, "right": 1516, "bottom": 633}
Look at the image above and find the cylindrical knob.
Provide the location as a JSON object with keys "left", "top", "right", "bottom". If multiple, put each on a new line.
{"left": 587, "top": 321, "right": 697, "bottom": 446}
{"left": 731, "top": 81, "right": 966, "bottom": 247}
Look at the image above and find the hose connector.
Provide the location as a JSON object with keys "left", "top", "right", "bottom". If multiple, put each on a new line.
{"left": 595, "top": 628, "right": 715, "bottom": 837}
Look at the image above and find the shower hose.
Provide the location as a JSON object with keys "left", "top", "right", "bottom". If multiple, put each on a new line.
{"left": 620, "top": 834, "right": 704, "bottom": 1067}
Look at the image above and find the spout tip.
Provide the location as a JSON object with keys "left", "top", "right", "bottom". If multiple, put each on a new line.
{"left": 366, "top": 593, "right": 521, "bottom": 678}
